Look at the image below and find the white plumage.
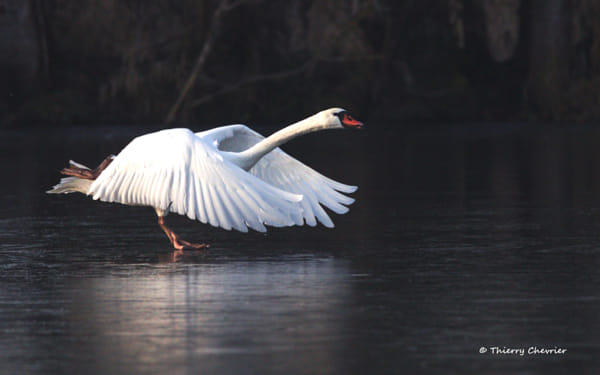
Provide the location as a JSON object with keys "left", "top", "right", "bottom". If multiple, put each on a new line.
{"left": 200, "top": 124, "right": 358, "bottom": 228}
{"left": 48, "top": 108, "right": 364, "bottom": 249}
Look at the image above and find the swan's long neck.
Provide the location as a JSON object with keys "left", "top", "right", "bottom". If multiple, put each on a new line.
{"left": 233, "top": 116, "right": 336, "bottom": 171}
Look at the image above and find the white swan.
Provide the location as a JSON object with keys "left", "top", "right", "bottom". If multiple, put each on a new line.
{"left": 47, "top": 108, "right": 364, "bottom": 250}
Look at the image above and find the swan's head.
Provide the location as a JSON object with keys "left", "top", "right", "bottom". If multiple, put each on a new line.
{"left": 319, "top": 108, "right": 364, "bottom": 130}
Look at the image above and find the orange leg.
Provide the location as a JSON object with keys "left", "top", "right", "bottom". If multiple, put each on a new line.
{"left": 157, "top": 216, "right": 209, "bottom": 250}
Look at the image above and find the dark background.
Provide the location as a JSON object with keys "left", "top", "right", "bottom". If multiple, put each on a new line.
{"left": 2, "top": 1, "right": 600, "bottom": 374}
{"left": 1, "top": 0, "right": 599, "bottom": 127}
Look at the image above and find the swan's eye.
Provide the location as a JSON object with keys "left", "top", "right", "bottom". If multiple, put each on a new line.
{"left": 334, "top": 111, "right": 347, "bottom": 121}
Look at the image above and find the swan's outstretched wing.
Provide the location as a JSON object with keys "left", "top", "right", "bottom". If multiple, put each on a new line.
{"left": 199, "top": 125, "right": 357, "bottom": 228}
{"left": 88, "top": 128, "right": 304, "bottom": 232}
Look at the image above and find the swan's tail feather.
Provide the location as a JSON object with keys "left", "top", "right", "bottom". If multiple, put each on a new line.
{"left": 46, "top": 176, "right": 92, "bottom": 194}
{"left": 60, "top": 160, "right": 96, "bottom": 180}
{"left": 67, "top": 160, "right": 91, "bottom": 170}
{"left": 52, "top": 155, "right": 115, "bottom": 181}
{"left": 47, "top": 158, "right": 107, "bottom": 194}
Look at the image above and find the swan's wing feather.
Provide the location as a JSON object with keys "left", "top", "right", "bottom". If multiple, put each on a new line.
{"left": 199, "top": 125, "right": 357, "bottom": 228}
{"left": 88, "top": 128, "right": 303, "bottom": 232}
{"left": 252, "top": 144, "right": 357, "bottom": 228}
{"left": 198, "top": 124, "right": 262, "bottom": 152}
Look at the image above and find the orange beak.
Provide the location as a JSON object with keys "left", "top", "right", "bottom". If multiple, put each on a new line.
{"left": 341, "top": 113, "right": 364, "bottom": 129}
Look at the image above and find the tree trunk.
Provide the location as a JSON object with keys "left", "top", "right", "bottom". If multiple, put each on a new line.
{"left": 481, "top": 0, "right": 521, "bottom": 62}
{"left": 526, "top": 0, "right": 570, "bottom": 119}
{"left": 0, "top": 0, "right": 45, "bottom": 114}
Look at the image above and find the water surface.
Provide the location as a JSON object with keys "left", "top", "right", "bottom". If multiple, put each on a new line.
{"left": 1, "top": 124, "right": 599, "bottom": 374}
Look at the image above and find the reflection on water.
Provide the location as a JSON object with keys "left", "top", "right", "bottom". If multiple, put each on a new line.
{"left": 64, "top": 258, "right": 349, "bottom": 375}
{"left": 0, "top": 256, "right": 350, "bottom": 375}
{"left": 1, "top": 125, "right": 599, "bottom": 374}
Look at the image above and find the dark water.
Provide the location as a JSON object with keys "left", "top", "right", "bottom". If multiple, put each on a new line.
{"left": 1, "top": 124, "right": 599, "bottom": 374}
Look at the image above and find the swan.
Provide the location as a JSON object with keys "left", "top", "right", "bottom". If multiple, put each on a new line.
{"left": 47, "top": 108, "right": 364, "bottom": 250}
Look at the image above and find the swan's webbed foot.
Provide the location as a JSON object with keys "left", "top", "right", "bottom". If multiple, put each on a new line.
{"left": 158, "top": 216, "right": 209, "bottom": 250}
{"left": 171, "top": 236, "right": 209, "bottom": 251}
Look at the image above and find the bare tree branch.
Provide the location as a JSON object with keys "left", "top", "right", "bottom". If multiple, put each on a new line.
{"left": 222, "top": 0, "right": 248, "bottom": 12}
{"left": 167, "top": 0, "right": 376, "bottom": 120}
{"left": 188, "top": 60, "right": 315, "bottom": 109}
{"left": 165, "top": 0, "right": 248, "bottom": 124}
